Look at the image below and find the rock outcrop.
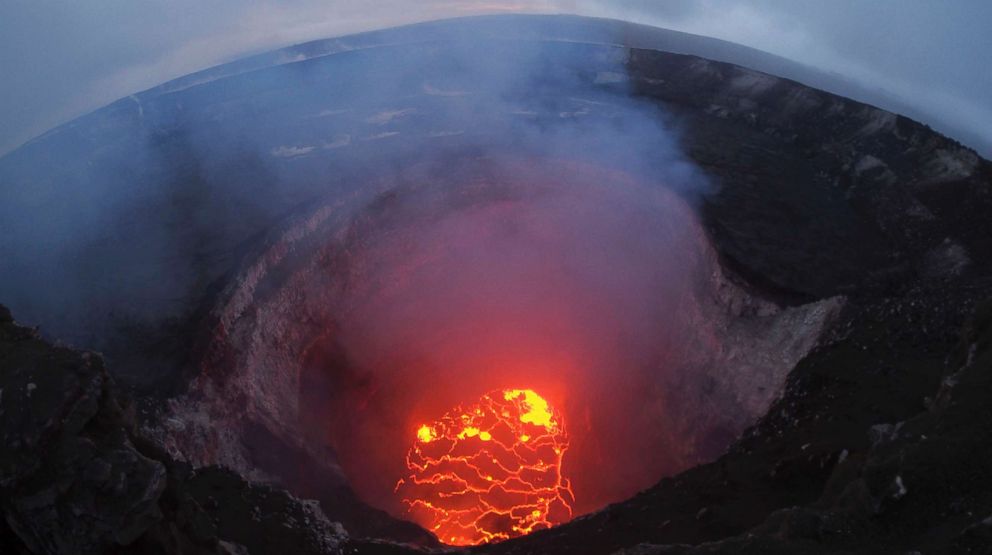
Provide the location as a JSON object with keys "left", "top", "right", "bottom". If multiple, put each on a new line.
{"left": 0, "top": 305, "right": 346, "bottom": 555}
{"left": 610, "top": 295, "right": 992, "bottom": 554}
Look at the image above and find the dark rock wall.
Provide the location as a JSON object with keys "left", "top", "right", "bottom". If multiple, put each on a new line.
{"left": 607, "top": 291, "right": 992, "bottom": 554}
{"left": 0, "top": 306, "right": 347, "bottom": 555}
{"left": 625, "top": 49, "right": 992, "bottom": 301}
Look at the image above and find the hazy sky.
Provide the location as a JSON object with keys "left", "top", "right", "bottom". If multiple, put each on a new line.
{"left": 1, "top": 0, "right": 990, "bottom": 156}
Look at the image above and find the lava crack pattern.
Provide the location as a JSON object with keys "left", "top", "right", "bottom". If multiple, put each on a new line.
{"left": 395, "top": 388, "right": 574, "bottom": 545}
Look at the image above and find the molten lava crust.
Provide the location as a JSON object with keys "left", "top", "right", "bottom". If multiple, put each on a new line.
{"left": 396, "top": 389, "right": 573, "bottom": 545}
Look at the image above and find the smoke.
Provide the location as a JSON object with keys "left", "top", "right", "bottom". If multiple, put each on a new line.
{"left": 251, "top": 30, "right": 721, "bottom": 516}
{"left": 2, "top": 2, "right": 990, "bottom": 158}
{"left": 0, "top": 17, "right": 700, "bottom": 363}
{"left": 0, "top": 0, "right": 554, "bottom": 156}
{"left": 307, "top": 158, "right": 713, "bottom": 515}
{"left": 574, "top": 0, "right": 992, "bottom": 156}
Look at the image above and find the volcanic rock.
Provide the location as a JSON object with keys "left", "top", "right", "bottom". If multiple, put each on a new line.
{"left": 2, "top": 14, "right": 992, "bottom": 555}
{"left": 0, "top": 305, "right": 348, "bottom": 554}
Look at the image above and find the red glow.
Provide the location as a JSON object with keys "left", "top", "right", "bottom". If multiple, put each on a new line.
{"left": 303, "top": 160, "right": 717, "bottom": 531}
{"left": 395, "top": 388, "right": 573, "bottom": 545}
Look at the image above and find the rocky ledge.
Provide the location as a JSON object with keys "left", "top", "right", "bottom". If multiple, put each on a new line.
{"left": 0, "top": 305, "right": 347, "bottom": 555}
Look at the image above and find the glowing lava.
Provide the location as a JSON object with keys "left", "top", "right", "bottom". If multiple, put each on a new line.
{"left": 395, "top": 388, "right": 574, "bottom": 545}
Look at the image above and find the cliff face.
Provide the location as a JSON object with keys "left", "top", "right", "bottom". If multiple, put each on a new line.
{"left": 0, "top": 306, "right": 347, "bottom": 555}
{"left": 625, "top": 49, "right": 992, "bottom": 300}
{"left": 0, "top": 305, "right": 165, "bottom": 553}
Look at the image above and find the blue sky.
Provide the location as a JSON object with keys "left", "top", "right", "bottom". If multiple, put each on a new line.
{"left": 1, "top": 0, "right": 990, "bottom": 156}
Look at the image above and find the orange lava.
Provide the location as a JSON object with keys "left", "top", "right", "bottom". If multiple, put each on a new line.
{"left": 395, "top": 388, "right": 574, "bottom": 545}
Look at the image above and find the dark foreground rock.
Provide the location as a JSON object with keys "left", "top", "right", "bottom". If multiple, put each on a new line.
{"left": 0, "top": 305, "right": 346, "bottom": 555}
{"left": 6, "top": 287, "right": 992, "bottom": 555}
{"left": 609, "top": 293, "right": 992, "bottom": 554}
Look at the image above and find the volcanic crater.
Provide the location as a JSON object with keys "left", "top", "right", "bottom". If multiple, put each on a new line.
{"left": 1, "top": 14, "right": 991, "bottom": 555}
{"left": 152, "top": 155, "right": 840, "bottom": 544}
